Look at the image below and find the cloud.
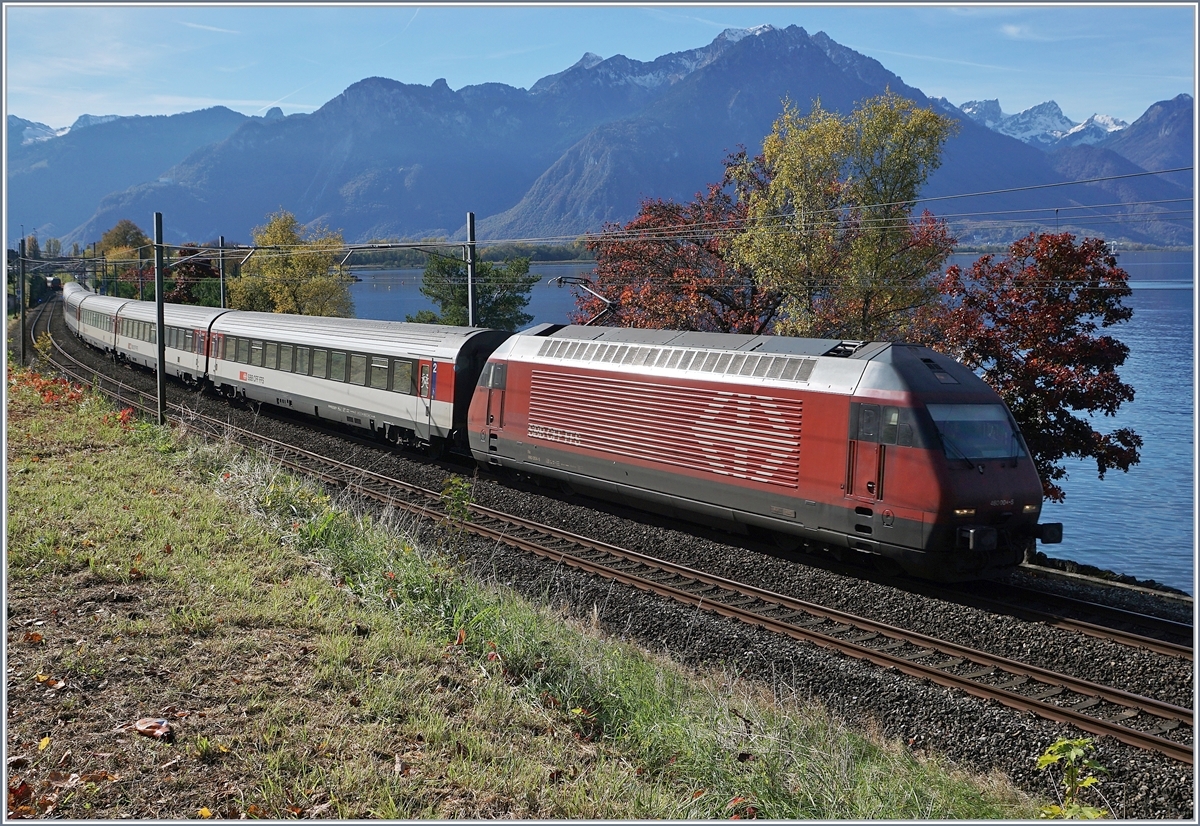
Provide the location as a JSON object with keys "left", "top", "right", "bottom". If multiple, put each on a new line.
{"left": 856, "top": 47, "right": 1016, "bottom": 74}
{"left": 181, "top": 21, "right": 241, "bottom": 35}
{"left": 999, "top": 23, "right": 1103, "bottom": 43}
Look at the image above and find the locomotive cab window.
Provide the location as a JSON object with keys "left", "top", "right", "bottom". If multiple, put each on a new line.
{"left": 926, "top": 403, "right": 1025, "bottom": 460}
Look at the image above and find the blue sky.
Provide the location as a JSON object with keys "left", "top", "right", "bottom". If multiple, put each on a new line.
{"left": 5, "top": 4, "right": 1196, "bottom": 129}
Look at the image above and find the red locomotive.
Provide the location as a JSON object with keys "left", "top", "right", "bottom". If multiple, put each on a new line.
{"left": 468, "top": 323, "right": 1062, "bottom": 581}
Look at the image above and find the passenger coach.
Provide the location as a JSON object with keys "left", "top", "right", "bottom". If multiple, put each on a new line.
{"left": 208, "top": 312, "right": 509, "bottom": 451}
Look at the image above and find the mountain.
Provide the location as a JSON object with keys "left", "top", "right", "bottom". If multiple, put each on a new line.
{"left": 1095, "top": 93, "right": 1193, "bottom": 188}
{"left": 9, "top": 27, "right": 1190, "bottom": 249}
{"left": 8, "top": 107, "right": 252, "bottom": 241}
{"left": 958, "top": 99, "right": 1128, "bottom": 150}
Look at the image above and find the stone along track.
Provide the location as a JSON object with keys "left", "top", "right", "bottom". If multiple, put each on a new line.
{"left": 44, "top": 312, "right": 1193, "bottom": 767}
{"left": 914, "top": 579, "right": 1192, "bottom": 660}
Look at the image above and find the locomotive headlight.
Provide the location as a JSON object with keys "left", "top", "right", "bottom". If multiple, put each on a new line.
{"left": 1022, "top": 504, "right": 1039, "bottom": 514}
{"left": 953, "top": 508, "right": 975, "bottom": 517}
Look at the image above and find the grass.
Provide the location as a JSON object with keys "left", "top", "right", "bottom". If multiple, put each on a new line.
{"left": 6, "top": 363, "right": 1042, "bottom": 818}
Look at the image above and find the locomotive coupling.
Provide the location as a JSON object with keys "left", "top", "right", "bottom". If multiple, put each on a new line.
{"left": 1035, "top": 522, "right": 1063, "bottom": 544}
{"left": 957, "top": 526, "right": 997, "bottom": 552}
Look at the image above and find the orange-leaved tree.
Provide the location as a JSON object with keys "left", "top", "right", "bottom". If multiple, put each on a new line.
{"left": 578, "top": 176, "right": 781, "bottom": 334}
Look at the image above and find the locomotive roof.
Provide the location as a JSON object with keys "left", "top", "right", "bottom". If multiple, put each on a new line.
{"left": 523, "top": 323, "right": 884, "bottom": 358}
{"left": 504, "top": 324, "right": 994, "bottom": 399}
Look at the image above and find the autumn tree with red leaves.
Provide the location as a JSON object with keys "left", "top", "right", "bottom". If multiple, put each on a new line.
{"left": 922, "top": 232, "right": 1141, "bottom": 501}
{"left": 578, "top": 177, "right": 782, "bottom": 334}
{"left": 164, "top": 243, "right": 219, "bottom": 304}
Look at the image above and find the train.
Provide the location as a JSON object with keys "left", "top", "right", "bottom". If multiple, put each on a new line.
{"left": 62, "top": 281, "right": 1062, "bottom": 582}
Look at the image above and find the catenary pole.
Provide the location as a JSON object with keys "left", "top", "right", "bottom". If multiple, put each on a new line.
{"left": 154, "top": 212, "right": 167, "bottom": 425}
{"left": 218, "top": 235, "right": 226, "bottom": 309}
{"left": 18, "top": 239, "right": 27, "bottom": 365}
{"left": 465, "top": 212, "right": 476, "bottom": 327}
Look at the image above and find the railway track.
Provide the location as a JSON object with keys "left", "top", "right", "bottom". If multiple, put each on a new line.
{"left": 920, "top": 580, "right": 1192, "bottom": 659}
{"left": 42, "top": 301, "right": 1194, "bottom": 765}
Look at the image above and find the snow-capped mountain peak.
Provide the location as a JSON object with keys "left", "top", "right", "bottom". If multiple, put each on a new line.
{"left": 718, "top": 24, "right": 775, "bottom": 44}
{"left": 957, "top": 99, "right": 1128, "bottom": 151}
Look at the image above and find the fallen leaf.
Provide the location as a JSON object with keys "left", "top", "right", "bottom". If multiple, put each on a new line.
{"left": 454, "top": 628, "right": 466, "bottom": 646}
{"left": 23, "top": 632, "right": 43, "bottom": 644}
{"left": 198, "top": 806, "right": 213, "bottom": 818}
{"left": 133, "top": 718, "right": 173, "bottom": 741}
{"left": 692, "top": 789, "right": 706, "bottom": 799}
{"left": 38, "top": 737, "right": 50, "bottom": 752}
{"left": 8, "top": 779, "right": 32, "bottom": 805}
{"left": 737, "top": 752, "right": 754, "bottom": 762}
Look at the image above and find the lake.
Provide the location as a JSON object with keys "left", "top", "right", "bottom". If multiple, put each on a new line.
{"left": 351, "top": 251, "right": 1195, "bottom": 593}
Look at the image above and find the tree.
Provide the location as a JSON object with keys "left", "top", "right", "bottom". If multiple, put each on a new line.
{"left": 230, "top": 210, "right": 353, "bottom": 317}
{"left": 730, "top": 92, "right": 958, "bottom": 340}
{"left": 579, "top": 177, "right": 782, "bottom": 334}
{"left": 165, "top": 243, "right": 220, "bottom": 305}
{"left": 43, "top": 238, "right": 62, "bottom": 258}
{"left": 920, "top": 232, "right": 1141, "bottom": 502}
{"left": 409, "top": 256, "right": 539, "bottom": 331}
{"left": 98, "top": 219, "right": 151, "bottom": 257}
{"left": 24, "top": 235, "right": 41, "bottom": 260}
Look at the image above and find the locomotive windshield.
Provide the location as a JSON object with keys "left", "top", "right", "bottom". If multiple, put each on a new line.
{"left": 926, "top": 403, "right": 1026, "bottom": 460}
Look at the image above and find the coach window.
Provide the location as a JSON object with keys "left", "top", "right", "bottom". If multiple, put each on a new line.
{"left": 312, "top": 349, "right": 328, "bottom": 379}
{"left": 184, "top": 330, "right": 194, "bottom": 352}
{"left": 349, "top": 354, "right": 367, "bottom": 386}
{"left": 330, "top": 351, "right": 347, "bottom": 382}
{"left": 265, "top": 342, "right": 279, "bottom": 370}
{"left": 391, "top": 359, "right": 414, "bottom": 394}
{"left": 369, "top": 356, "right": 389, "bottom": 390}
{"left": 419, "top": 364, "right": 432, "bottom": 397}
{"left": 251, "top": 340, "right": 264, "bottom": 367}
{"left": 295, "top": 346, "right": 311, "bottom": 375}
{"left": 279, "top": 344, "right": 294, "bottom": 373}
{"left": 237, "top": 338, "right": 250, "bottom": 364}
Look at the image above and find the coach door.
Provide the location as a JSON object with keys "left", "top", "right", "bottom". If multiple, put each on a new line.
{"left": 417, "top": 360, "right": 434, "bottom": 439}
{"left": 847, "top": 403, "right": 884, "bottom": 504}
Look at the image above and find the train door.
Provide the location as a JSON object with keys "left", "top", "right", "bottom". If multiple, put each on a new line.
{"left": 848, "top": 403, "right": 885, "bottom": 504}
{"left": 483, "top": 362, "right": 506, "bottom": 457}
{"left": 418, "top": 360, "right": 434, "bottom": 439}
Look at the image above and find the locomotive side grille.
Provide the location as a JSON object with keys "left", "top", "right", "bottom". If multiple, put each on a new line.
{"left": 529, "top": 371, "right": 803, "bottom": 488}
{"left": 534, "top": 339, "right": 818, "bottom": 387}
